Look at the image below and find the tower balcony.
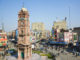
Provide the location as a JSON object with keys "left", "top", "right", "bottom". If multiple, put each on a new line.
{"left": 19, "top": 34, "right": 25, "bottom": 37}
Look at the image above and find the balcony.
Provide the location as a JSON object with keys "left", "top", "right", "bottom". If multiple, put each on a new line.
{"left": 19, "top": 34, "right": 25, "bottom": 37}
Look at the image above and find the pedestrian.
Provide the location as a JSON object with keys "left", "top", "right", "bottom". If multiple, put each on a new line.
{"left": 57, "top": 53, "right": 60, "bottom": 56}
{"left": 73, "top": 51, "right": 75, "bottom": 55}
{"left": 75, "top": 52, "right": 77, "bottom": 57}
{"left": 6, "top": 58, "right": 8, "bottom": 60}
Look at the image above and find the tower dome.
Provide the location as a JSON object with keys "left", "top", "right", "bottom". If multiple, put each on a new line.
{"left": 21, "top": 8, "right": 28, "bottom": 11}
{"left": 18, "top": 7, "right": 29, "bottom": 19}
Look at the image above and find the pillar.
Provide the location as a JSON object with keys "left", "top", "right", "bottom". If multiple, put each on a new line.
{"left": 30, "top": 47, "right": 32, "bottom": 57}
{"left": 24, "top": 47, "right": 28, "bottom": 60}
{"left": 18, "top": 48, "right": 22, "bottom": 60}
{"left": 27, "top": 47, "right": 29, "bottom": 58}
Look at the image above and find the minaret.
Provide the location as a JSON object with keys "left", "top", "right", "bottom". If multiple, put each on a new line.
{"left": 18, "top": 7, "right": 32, "bottom": 60}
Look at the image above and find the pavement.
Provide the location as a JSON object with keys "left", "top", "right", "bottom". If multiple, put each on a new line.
{"left": 5, "top": 53, "right": 49, "bottom": 60}
{"left": 56, "top": 53, "right": 80, "bottom": 60}
{"left": 4, "top": 54, "right": 41, "bottom": 60}
{"left": 1, "top": 46, "right": 80, "bottom": 60}
{"left": 29, "top": 53, "right": 41, "bottom": 60}
{"left": 5, "top": 56, "right": 17, "bottom": 60}
{"left": 47, "top": 48, "right": 80, "bottom": 60}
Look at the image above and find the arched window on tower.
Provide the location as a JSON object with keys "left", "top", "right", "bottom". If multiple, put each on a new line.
{"left": 21, "top": 30, "right": 24, "bottom": 35}
{"left": 23, "top": 13, "right": 25, "bottom": 18}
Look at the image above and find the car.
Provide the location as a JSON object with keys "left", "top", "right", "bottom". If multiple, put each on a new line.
{"left": 6, "top": 50, "right": 14, "bottom": 54}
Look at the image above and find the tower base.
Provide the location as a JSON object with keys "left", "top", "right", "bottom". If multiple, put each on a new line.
{"left": 17, "top": 44, "right": 32, "bottom": 60}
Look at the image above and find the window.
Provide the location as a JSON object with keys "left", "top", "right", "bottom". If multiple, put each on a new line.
{"left": 21, "top": 30, "right": 23, "bottom": 34}
{"left": 73, "top": 35, "right": 77, "bottom": 40}
{"left": 21, "top": 22, "right": 24, "bottom": 25}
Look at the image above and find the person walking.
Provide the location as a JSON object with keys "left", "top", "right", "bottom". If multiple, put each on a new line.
{"left": 75, "top": 52, "right": 78, "bottom": 57}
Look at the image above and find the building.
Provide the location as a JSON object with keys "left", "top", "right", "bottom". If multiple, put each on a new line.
{"left": 0, "top": 30, "right": 8, "bottom": 46}
{"left": 32, "top": 22, "right": 45, "bottom": 31}
{"left": 52, "top": 17, "right": 67, "bottom": 41}
{"left": 17, "top": 7, "right": 32, "bottom": 60}
{"left": 41, "top": 30, "right": 50, "bottom": 39}
{"left": 73, "top": 33, "right": 78, "bottom": 46}
{"left": 31, "top": 22, "right": 48, "bottom": 40}
{"left": 7, "top": 29, "right": 18, "bottom": 42}
{"left": 0, "top": 30, "right": 8, "bottom": 56}
{"left": 52, "top": 17, "right": 67, "bottom": 33}
{"left": 59, "top": 29, "right": 78, "bottom": 44}
{"left": 58, "top": 29, "right": 69, "bottom": 42}
{"left": 64, "top": 32, "right": 77, "bottom": 43}
{"left": 73, "top": 27, "right": 80, "bottom": 42}
{"left": 52, "top": 28, "right": 78, "bottom": 44}
{"left": 64, "top": 32, "right": 73, "bottom": 43}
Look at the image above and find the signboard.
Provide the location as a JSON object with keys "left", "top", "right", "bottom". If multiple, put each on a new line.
{"left": 64, "top": 32, "right": 73, "bottom": 43}
{"left": 69, "top": 32, "right": 73, "bottom": 40}
{"left": 32, "top": 45, "right": 34, "bottom": 49}
{"left": 64, "top": 32, "right": 69, "bottom": 43}
{"left": 0, "top": 36, "right": 1, "bottom": 38}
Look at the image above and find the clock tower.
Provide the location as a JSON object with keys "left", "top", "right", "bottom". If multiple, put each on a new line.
{"left": 18, "top": 8, "right": 32, "bottom": 60}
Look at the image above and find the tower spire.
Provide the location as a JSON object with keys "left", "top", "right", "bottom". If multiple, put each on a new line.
{"left": 22, "top": 1, "right": 24, "bottom": 8}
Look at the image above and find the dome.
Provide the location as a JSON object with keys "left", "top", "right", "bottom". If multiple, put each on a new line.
{"left": 21, "top": 8, "right": 28, "bottom": 11}
{"left": 18, "top": 7, "right": 29, "bottom": 15}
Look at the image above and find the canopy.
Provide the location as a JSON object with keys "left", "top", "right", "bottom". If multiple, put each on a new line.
{"left": 55, "top": 42, "right": 68, "bottom": 45}
{"left": 49, "top": 41, "right": 56, "bottom": 44}
{"left": 3, "top": 43, "right": 6, "bottom": 46}
{"left": 0, "top": 38, "right": 7, "bottom": 41}
{"left": 49, "top": 41, "right": 68, "bottom": 45}
{"left": 0, "top": 43, "right": 8, "bottom": 46}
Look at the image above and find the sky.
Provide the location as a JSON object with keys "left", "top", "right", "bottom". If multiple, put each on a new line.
{"left": 0, "top": 0, "right": 80, "bottom": 32}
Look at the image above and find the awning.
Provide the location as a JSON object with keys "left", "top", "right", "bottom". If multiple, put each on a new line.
{"left": 3, "top": 43, "right": 6, "bottom": 46}
{"left": 0, "top": 38, "right": 7, "bottom": 41}
{"left": 49, "top": 41, "right": 56, "bottom": 44}
{"left": 49, "top": 41, "right": 68, "bottom": 45}
{"left": 55, "top": 42, "right": 68, "bottom": 45}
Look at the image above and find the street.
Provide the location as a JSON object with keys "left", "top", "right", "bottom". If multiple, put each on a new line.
{"left": 46, "top": 46, "right": 80, "bottom": 60}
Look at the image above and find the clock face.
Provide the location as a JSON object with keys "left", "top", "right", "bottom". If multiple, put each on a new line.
{"left": 21, "top": 22, "right": 24, "bottom": 25}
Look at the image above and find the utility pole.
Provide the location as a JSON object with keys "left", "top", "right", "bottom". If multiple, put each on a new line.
{"left": 69, "top": 7, "right": 71, "bottom": 29}
{"left": 2, "top": 22, "right": 4, "bottom": 32}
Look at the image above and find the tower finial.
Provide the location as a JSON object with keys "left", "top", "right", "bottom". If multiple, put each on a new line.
{"left": 22, "top": 2, "right": 24, "bottom": 8}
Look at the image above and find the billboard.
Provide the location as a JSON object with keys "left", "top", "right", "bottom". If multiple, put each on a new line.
{"left": 64, "top": 32, "right": 73, "bottom": 43}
